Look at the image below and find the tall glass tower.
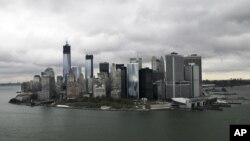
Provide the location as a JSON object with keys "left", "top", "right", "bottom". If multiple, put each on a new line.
{"left": 127, "top": 63, "right": 139, "bottom": 99}
{"left": 85, "top": 55, "right": 93, "bottom": 79}
{"left": 63, "top": 41, "right": 71, "bottom": 82}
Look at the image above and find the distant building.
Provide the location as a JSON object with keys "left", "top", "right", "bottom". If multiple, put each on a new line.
{"left": 56, "top": 76, "right": 63, "bottom": 99}
{"left": 33, "top": 75, "right": 41, "bottom": 82}
{"left": 152, "top": 56, "right": 162, "bottom": 72}
{"left": 110, "top": 63, "right": 121, "bottom": 98}
{"left": 85, "top": 54, "right": 94, "bottom": 94}
{"left": 153, "top": 80, "right": 165, "bottom": 100}
{"left": 165, "top": 52, "right": 190, "bottom": 98}
{"left": 185, "top": 64, "right": 200, "bottom": 98}
{"left": 99, "top": 62, "right": 109, "bottom": 74}
{"left": 72, "top": 66, "right": 82, "bottom": 82}
{"left": 130, "top": 58, "right": 142, "bottom": 69}
{"left": 152, "top": 56, "right": 165, "bottom": 82}
{"left": 93, "top": 78, "right": 106, "bottom": 97}
{"left": 97, "top": 72, "right": 109, "bottom": 97}
{"left": 184, "top": 54, "right": 202, "bottom": 85}
{"left": 39, "top": 68, "right": 56, "bottom": 101}
{"left": 116, "top": 64, "right": 124, "bottom": 70}
{"left": 184, "top": 54, "right": 202, "bottom": 96}
{"left": 87, "top": 78, "right": 94, "bottom": 95}
{"left": 78, "top": 73, "right": 85, "bottom": 96}
{"left": 85, "top": 54, "right": 93, "bottom": 79}
{"left": 165, "top": 52, "right": 184, "bottom": 82}
{"left": 40, "top": 75, "right": 51, "bottom": 100}
{"left": 21, "top": 79, "right": 41, "bottom": 93}
{"left": 63, "top": 42, "right": 71, "bottom": 82}
{"left": 139, "top": 68, "right": 153, "bottom": 100}
{"left": 116, "top": 65, "right": 127, "bottom": 98}
{"left": 66, "top": 72, "right": 80, "bottom": 99}
{"left": 127, "top": 63, "right": 139, "bottom": 99}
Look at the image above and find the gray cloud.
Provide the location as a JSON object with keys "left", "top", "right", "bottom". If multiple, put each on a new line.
{"left": 1, "top": 0, "right": 250, "bottom": 82}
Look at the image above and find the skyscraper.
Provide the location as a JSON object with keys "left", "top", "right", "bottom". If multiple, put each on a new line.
{"left": 127, "top": 63, "right": 139, "bottom": 99}
{"left": 130, "top": 58, "right": 142, "bottom": 69}
{"left": 184, "top": 64, "right": 200, "bottom": 98}
{"left": 85, "top": 55, "right": 93, "bottom": 79}
{"left": 165, "top": 52, "right": 184, "bottom": 82}
{"left": 139, "top": 68, "right": 153, "bottom": 100}
{"left": 165, "top": 52, "right": 190, "bottom": 98}
{"left": 39, "top": 68, "right": 56, "bottom": 100}
{"left": 116, "top": 64, "right": 124, "bottom": 70}
{"left": 110, "top": 63, "right": 121, "bottom": 98}
{"left": 99, "top": 62, "right": 109, "bottom": 74}
{"left": 85, "top": 54, "right": 93, "bottom": 94}
{"left": 56, "top": 75, "right": 63, "bottom": 99}
{"left": 63, "top": 41, "right": 71, "bottom": 82}
{"left": 184, "top": 54, "right": 202, "bottom": 85}
{"left": 72, "top": 66, "right": 82, "bottom": 82}
{"left": 116, "top": 64, "right": 127, "bottom": 98}
{"left": 152, "top": 56, "right": 160, "bottom": 72}
{"left": 152, "top": 56, "right": 165, "bottom": 82}
{"left": 66, "top": 71, "right": 80, "bottom": 99}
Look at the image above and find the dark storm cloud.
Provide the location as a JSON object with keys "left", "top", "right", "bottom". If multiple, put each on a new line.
{"left": 1, "top": 0, "right": 250, "bottom": 82}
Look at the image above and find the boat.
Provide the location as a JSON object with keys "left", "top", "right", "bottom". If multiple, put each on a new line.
{"left": 216, "top": 99, "right": 227, "bottom": 104}
{"left": 56, "top": 105, "right": 70, "bottom": 108}
{"left": 100, "top": 106, "right": 111, "bottom": 110}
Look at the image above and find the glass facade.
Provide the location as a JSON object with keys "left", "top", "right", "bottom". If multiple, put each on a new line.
{"left": 85, "top": 59, "right": 92, "bottom": 79}
{"left": 85, "top": 55, "right": 93, "bottom": 79}
{"left": 127, "top": 63, "right": 139, "bottom": 98}
{"left": 72, "top": 67, "right": 82, "bottom": 82}
{"left": 63, "top": 42, "right": 71, "bottom": 82}
{"left": 63, "top": 54, "right": 71, "bottom": 79}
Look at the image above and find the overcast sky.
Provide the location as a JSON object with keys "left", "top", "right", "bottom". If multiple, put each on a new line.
{"left": 1, "top": 0, "right": 250, "bottom": 82}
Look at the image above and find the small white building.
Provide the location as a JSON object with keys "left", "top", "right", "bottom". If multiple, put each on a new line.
{"left": 172, "top": 97, "right": 204, "bottom": 108}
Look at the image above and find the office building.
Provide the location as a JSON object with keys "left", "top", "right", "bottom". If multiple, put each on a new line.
{"left": 39, "top": 68, "right": 56, "bottom": 100}
{"left": 72, "top": 66, "right": 82, "bottom": 82}
{"left": 184, "top": 54, "right": 202, "bottom": 86}
{"left": 85, "top": 55, "right": 93, "bottom": 79}
{"left": 152, "top": 56, "right": 165, "bottom": 82}
{"left": 139, "top": 68, "right": 153, "bottom": 100}
{"left": 66, "top": 71, "right": 80, "bottom": 99}
{"left": 93, "top": 78, "right": 106, "bottom": 98}
{"left": 152, "top": 56, "right": 161, "bottom": 72}
{"left": 185, "top": 64, "right": 200, "bottom": 98}
{"left": 85, "top": 54, "right": 94, "bottom": 94}
{"left": 127, "top": 63, "right": 139, "bottom": 99}
{"left": 97, "top": 72, "right": 109, "bottom": 97}
{"left": 87, "top": 78, "right": 94, "bottom": 95}
{"left": 99, "top": 62, "right": 109, "bottom": 74}
{"left": 116, "top": 64, "right": 124, "bottom": 70}
{"left": 165, "top": 52, "right": 184, "bottom": 82}
{"left": 63, "top": 42, "right": 71, "bottom": 82}
{"left": 56, "top": 76, "right": 63, "bottom": 99}
{"left": 110, "top": 63, "right": 121, "bottom": 98}
{"left": 153, "top": 80, "right": 166, "bottom": 100}
{"left": 116, "top": 65, "right": 127, "bottom": 98}
{"left": 130, "top": 58, "right": 142, "bottom": 69}
{"left": 33, "top": 75, "right": 41, "bottom": 82}
{"left": 165, "top": 52, "right": 190, "bottom": 98}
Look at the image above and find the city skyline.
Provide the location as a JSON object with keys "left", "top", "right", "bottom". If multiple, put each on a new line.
{"left": 1, "top": 0, "right": 250, "bottom": 82}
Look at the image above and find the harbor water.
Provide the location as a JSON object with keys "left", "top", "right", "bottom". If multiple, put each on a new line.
{"left": 0, "top": 85, "right": 250, "bottom": 141}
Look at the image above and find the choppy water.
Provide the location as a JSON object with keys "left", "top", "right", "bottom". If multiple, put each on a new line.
{"left": 0, "top": 85, "right": 250, "bottom": 141}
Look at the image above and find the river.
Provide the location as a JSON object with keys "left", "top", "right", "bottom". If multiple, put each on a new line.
{"left": 0, "top": 85, "right": 249, "bottom": 141}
